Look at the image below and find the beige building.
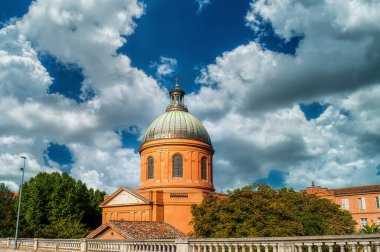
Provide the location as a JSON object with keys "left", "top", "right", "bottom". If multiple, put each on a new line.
{"left": 304, "top": 184, "right": 380, "bottom": 229}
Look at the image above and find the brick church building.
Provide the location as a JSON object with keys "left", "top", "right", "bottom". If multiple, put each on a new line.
{"left": 88, "top": 81, "right": 215, "bottom": 238}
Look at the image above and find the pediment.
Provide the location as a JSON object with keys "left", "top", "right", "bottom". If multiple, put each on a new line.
{"left": 101, "top": 187, "right": 150, "bottom": 207}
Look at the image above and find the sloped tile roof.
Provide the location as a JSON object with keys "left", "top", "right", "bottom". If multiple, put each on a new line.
{"left": 87, "top": 221, "right": 185, "bottom": 239}
{"left": 332, "top": 184, "right": 380, "bottom": 195}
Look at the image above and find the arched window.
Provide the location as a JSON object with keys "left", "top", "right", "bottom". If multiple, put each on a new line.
{"left": 201, "top": 157, "right": 207, "bottom": 180}
{"left": 147, "top": 156, "right": 154, "bottom": 179}
{"left": 172, "top": 154, "right": 183, "bottom": 178}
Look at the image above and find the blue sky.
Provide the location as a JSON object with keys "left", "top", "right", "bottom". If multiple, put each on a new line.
{"left": 1, "top": 0, "right": 380, "bottom": 193}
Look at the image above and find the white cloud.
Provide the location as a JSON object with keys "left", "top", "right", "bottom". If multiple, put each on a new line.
{"left": 1, "top": 0, "right": 380, "bottom": 195}
{"left": 195, "top": 0, "right": 211, "bottom": 12}
{"left": 196, "top": 86, "right": 380, "bottom": 191}
{"left": 0, "top": 26, "right": 52, "bottom": 101}
{"left": 0, "top": 0, "right": 167, "bottom": 193}
{"left": 69, "top": 143, "right": 141, "bottom": 192}
{"left": 0, "top": 152, "right": 60, "bottom": 191}
{"left": 189, "top": 0, "right": 380, "bottom": 190}
{"left": 151, "top": 56, "right": 178, "bottom": 79}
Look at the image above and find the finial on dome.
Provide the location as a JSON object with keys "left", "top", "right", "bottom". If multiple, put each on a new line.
{"left": 166, "top": 78, "right": 188, "bottom": 112}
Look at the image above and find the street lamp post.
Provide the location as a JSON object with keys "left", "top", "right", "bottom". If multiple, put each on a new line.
{"left": 14, "top": 156, "right": 26, "bottom": 249}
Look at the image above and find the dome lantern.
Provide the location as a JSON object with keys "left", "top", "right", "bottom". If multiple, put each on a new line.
{"left": 142, "top": 78, "right": 212, "bottom": 146}
{"left": 166, "top": 77, "right": 188, "bottom": 112}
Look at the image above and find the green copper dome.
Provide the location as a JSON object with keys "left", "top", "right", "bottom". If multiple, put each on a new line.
{"left": 143, "top": 110, "right": 212, "bottom": 145}
{"left": 142, "top": 80, "right": 212, "bottom": 145}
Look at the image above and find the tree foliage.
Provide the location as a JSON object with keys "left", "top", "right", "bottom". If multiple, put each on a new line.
{"left": 191, "top": 184, "right": 356, "bottom": 237}
{"left": 17, "top": 172, "right": 105, "bottom": 238}
{"left": 0, "top": 183, "right": 17, "bottom": 237}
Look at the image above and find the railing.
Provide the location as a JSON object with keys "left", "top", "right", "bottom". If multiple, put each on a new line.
{"left": 0, "top": 235, "right": 379, "bottom": 252}
{"left": 188, "top": 235, "right": 380, "bottom": 252}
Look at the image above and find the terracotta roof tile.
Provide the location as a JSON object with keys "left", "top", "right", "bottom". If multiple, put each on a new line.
{"left": 87, "top": 221, "right": 185, "bottom": 239}
{"left": 332, "top": 184, "right": 380, "bottom": 195}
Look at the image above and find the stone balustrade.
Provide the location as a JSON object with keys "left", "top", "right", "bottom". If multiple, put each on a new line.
{"left": 0, "top": 234, "right": 379, "bottom": 252}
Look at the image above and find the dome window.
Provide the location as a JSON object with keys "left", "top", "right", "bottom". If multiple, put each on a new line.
{"left": 147, "top": 156, "right": 154, "bottom": 179}
{"left": 173, "top": 154, "right": 183, "bottom": 178}
{"left": 201, "top": 157, "right": 207, "bottom": 180}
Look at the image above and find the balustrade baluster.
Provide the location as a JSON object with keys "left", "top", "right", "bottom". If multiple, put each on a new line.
{"left": 272, "top": 243, "right": 278, "bottom": 252}
{"left": 307, "top": 244, "right": 312, "bottom": 252}
{"left": 234, "top": 244, "right": 239, "bottom": 252}
{"left": 248, "top": 244, "right": 253, "bottom": 252}
{"left": 241, "top": 244, "right": 246, "bottom": 252}
{"left": 363, "top": 243, "right": 370, "bottom": 252}
{"left": 293, "top": 244, "right": 298, "bottom": 252}
{"left": 374, "top": 241, "right": 380, "bottom": 252}
{"left": 328, "top": 244, "right": 334, "bottom": 252}
{"left": 338, "top": 243, "right": 345, "bottom": 252}
{"left": 194, "top": 244, "right": 199, "bottom": 252}
{"left": 316, "top": 243, "right": 322, "bottom": 252}
{"left": 221, "top": 244, "right": 226, "bottom": 252}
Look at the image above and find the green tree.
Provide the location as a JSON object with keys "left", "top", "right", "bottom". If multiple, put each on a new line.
{"left": 0, "top": 183, "right": 17, "bottom": 237}
{"left": 19, "top": 172, "right": 105, "bottom": 238}
{"left": 191, "top": 184, "right": 355, "bottom": 237}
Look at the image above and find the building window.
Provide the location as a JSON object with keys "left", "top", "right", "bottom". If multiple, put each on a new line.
{"left": 172, "top": 154, "right": 183, "bottom": 178}
{"left": 360, "top": 218, "right": 368, "bottom": 229}
{"left": 147, "top": 156, "right": 154, "bottom": 179}
{"left": 376, "top": 196, "right": 380, "bottom": 209}
{"left": 342, "top": 199, "right": 349, "bottom": 210}
{"left": 201, "top": 157, "right": 207, "bottom": 180}
{"left": 358, "top": 198, "right": 366, "bottom": 210}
